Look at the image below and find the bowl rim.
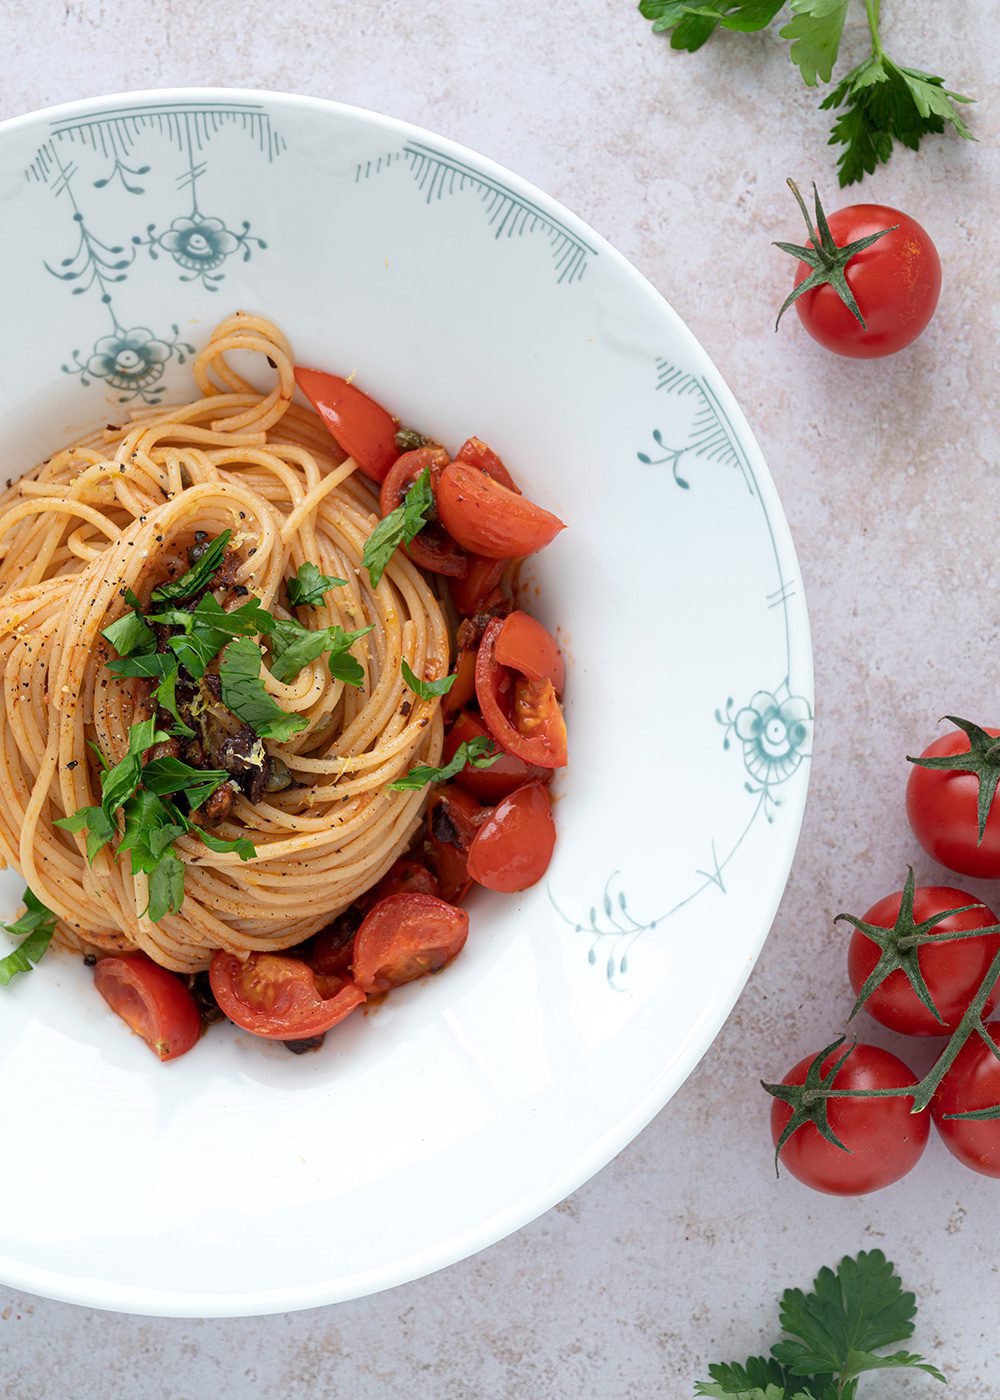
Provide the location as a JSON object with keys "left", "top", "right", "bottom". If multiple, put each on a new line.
{"left": 0, "top": 85, "right": 813, "bottom": 1317}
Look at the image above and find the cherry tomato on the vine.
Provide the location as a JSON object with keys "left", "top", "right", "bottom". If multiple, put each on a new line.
{"left": 847, "top": 885, "right": 1000, "bottom": 1037}
{"left": 907, "top": 724, "right": 1000, "bottom": 879}
{"left": 932, "top": 1021, "right": 1000, "bottom": 1178}
{"left": 770, "top": 1044, "right": 929, "bottom": 1196}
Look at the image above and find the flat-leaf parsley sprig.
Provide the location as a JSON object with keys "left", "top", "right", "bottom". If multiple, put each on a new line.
{"left": 639, "top": 0, "right": 975, "bottom": 185}
{"left": 695, "top": 1250, "right": 945, "bottom": 1397}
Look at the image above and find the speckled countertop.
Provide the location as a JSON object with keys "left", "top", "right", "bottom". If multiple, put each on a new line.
{"left": 2, "top": 3, "right": 999, "bottom": 1396}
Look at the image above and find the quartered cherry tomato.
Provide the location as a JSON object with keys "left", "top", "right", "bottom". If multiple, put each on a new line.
{"left": 476, "top": 614, "right": 567, "bottom": 769}
{"left": 467, "top": 782, "right": 556, "bottom": 892}
{"left": 94, "top": 953, "right": 202, "bottom": 1061}
{"left": 493, "top": 610, "right": 565, "bottom": 691}
{"left": 209, "top": 950, "right": 365, "bottom": 1039}
{"left": 366, "top": 856, "right": 441, "bottom": 904}
{"left": 436, "top": 462, "right": 564, "bottom": 559}
{"left": 425, "top": 785, "right": 487, "bottom": 903}
{"left": 442, "top": 648, "right": 477, "bottom": 721}
{"left": 450, "top": 555, "right": 509, "bottom": 616}
{"left": 295, "top": 367, "right": 399, "bottom": 482}
{"left": 352, "top": 893, "right": 469, "bottom": 992}
{"left": 380, "top": 447, "right": 466, "bottom": 577}
{"left": 454, "top": 437, "right": 520, "bottom": 492}
{"left": 443, "top": 711, "right": 549, "bottom": 802}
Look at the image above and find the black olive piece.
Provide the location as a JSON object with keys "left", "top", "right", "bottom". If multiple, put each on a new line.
{"left": 283, "top": 1035, "right": 326, "bottom": 1055}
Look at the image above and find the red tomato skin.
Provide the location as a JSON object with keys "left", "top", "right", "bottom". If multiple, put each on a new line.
{"left": 378, "top": 446, "right": 466, "bottom": 577}
{"left": 442, "top": 649, "right": 477, "bottom": 722}
{"left": 454, "top": 438, "right": 520, "bottom": 493}
{"left": 352, "top": 893, "right": 469, "bottom": 992}
{"left": 436, "top": 463, "right": 564, "bottom": 559}
{"left": 443, "top": 711, "right": 550, "bottom": 802}
{"left": 848, "top": 886, "right": 1000, "bottom": 1036}
{"left": 367, "top": 856, "right": 440, "bottom": 904}
{"left": 425, "top": 786, "right": 488, "bottom": 903}
{"left": 294, "top": 367, "right": 398, "bottom": 481}
{"left": 770, "top": 1044, "right": 929, "bottom": 1195}
{"left": 794, "top": 205, "right": 941, "bottom": 359}
{"left": 94, "top": 954, "right": 202, "bottom": 1062}
{"left": 907, "top": 729, "right": 1000, "bottom": 878}
{"left": 449, "top": 556, "right": 509, "bottom": 616}
{"left": 932, "top": 1021, "right": 1000, "bottom": 1177}
{"left": 494, "top": 611, "right": 565, "bottom": 692}
{"left": 209, "top": 951, "right": 365, "bottom": 1039}
{"left": 475, "top": 618, "right": 568, "bottom": 769}
{"left": 467, "top": 783, "right": 556, "bottom": 892}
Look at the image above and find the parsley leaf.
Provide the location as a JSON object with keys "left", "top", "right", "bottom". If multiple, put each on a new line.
{"left": 286, "top": 562, "right": 346, "bottom": 607}
{"left": 388, "top": 734, "right": 498, "bottom": 791}
{"left": 196, "top": 828, "right": 257, "bottom": 861}
{"left": 150, "top": 530, "right": 232, "bottom": 603}
{"left": 401, "top": 659, "right": 457, "bottom": 701}
{"left": 219, "top": 637, "right": 308, "bottom": 742}
{"left": 101, "top": 605, "right": 155, "bottom": 659}
{"left": 772, "top": 1251, "right": 946, "bottom": 1387}
{"left": 267, "top": 618, "right": 373, "bottom": 687}
{"left": 639, "top": 1, "right": 782, "bottom": 50}
{"left": 146, "top": 848, "right": 186, "bottom": 923}
{"left": 0, "top": 889, "right": 57, "bottom": 985}
{"left": 141, "top": 755, "right": 228, "bottom": 802}
{"left": 778, "top": 0, "right": 848, "bottom": 87}
{"left": 118, "top": 789, "right": 186, "bottom": 876}
{"left": 55, "top": 804, "right": 118, "bottom": 863}
{"left": 822, "top": 50, "right": 975, "bottom": 186}
{"left": 150, "top": 594, "right": 270, "bottom": 679}
{"left": 98, "top": 717, "right": 167, "bottom": 826}
{"left": 362, "top": 467, "right": 434, "bottom": 588}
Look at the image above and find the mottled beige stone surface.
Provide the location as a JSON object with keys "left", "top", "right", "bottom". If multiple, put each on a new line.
{"left": 2, "top": 2, "right": 999, "bottom": 1395}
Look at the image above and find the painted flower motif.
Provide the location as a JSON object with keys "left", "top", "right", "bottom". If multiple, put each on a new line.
{"left": 733, "top": 691, "right": 812, "bottom": 785}
{"left": 84, "top": 327, "right": 172, "bottom": 392}
{"left": 156, "top": 216, "right": 239, "bottom": 271}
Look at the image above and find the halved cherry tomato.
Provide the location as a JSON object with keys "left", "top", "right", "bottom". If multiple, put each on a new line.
{"left": 367, "top": 856, "right": 441, "bottom": 904}
{"left": 94, "top": 953, "right": 202, "bottom": 1061}
{"left": 476, "top": 616, "right": 568, "bottom": 769}
{"left": 379, "top": 446, "right": 466, "bottom": 577}
{"left": 442, "top": 648, "right": 477, "bottom": 721}
{"left": 379, "top": 447, "right": 451, "bottom": 512}
{"left": 295, "top": 367, "right": 399, "bottom": 483}
{"left": 449, "top": 555, "right": 510, "bottom": 616}
{"left": 425, "top": 785, "right": 488, "bottom": 903}
{"left": 443, "top": 711, "right": 550, "bottom": 802}
{"left": 494, "top": 611, "right": 564, "bottom": 692}
{"left": 209, "top": 950, "right": 365, "bottom": 1039}
{"left": 467, "top": 783, "right": 556, "bottom": 892}
{"left": 436, "top": 463, "right": 565, "bottom": 559}
{"left": 455, "top": 437, "right": 520, "bottom": 493}
{"left": 310, "top": 919, "right": 357, "bottom": 979}
{"left": 352, "top": 893, "right": 469, "bottom": 992}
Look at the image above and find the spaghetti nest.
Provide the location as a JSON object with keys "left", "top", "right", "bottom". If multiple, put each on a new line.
{"left": 0, "top": 314, "right": 449, "bottom": 972}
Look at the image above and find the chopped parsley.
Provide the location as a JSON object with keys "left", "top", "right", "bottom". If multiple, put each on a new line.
{"left": 218, "top": 637, "right": 308, "bottom": 742}
{"left": 362, "top": 467, "right": 434, "bottom": 588}
{"left": 400, "top": 659, "right": 456, "bottom": 701}
{"left": 0, "top": 889, "right": 57, "bottom": 984}
{"left": 286, "top": 562, "right": 346, "bottom": 607}
{"left": 150, "top": 529, "right": 232, "bottom": 603}
{"left": 388, "top": 735, "right": 498, "bottom": 791}
{"left": 267, "top": 617, "right": 372, "bottom": 687}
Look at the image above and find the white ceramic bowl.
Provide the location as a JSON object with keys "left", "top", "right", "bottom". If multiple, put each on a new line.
{"left": 0, "top": 89, "right": 812, "bottom": 1316}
